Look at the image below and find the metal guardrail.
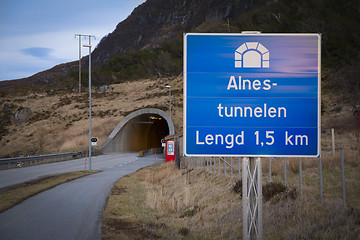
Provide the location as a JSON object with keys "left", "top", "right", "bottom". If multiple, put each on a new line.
{"left": 0, "top": 151, "right": 86, "bottom": 168}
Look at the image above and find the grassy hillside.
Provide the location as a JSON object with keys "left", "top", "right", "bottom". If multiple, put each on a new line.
{"left": 60, "top": 0, "right": 360, "bottom": 103}
{"left": 0, "top": 77, "right": 183, "bottom": 158}
{"left": 1, "top": 0, "right": 359, "bottom": 157}
{"left": 0, "top": 75, "right": 358, "bottom": 158}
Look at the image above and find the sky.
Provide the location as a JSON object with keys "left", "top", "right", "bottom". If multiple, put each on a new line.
{"left": 0, "top": 0, "right": 146, "bottom": 81}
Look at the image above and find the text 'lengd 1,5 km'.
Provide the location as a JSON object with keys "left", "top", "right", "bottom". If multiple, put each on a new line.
{"left": 183, "top": 33, "right": 321, "bottom": 157}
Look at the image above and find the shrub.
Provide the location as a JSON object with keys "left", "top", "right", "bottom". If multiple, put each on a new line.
{"left": 178, "top": 227, "right": 190, "bottom": 236}
{"left": 262, "top": 182, "right": 286, "bottom": 202}
{"left": 233, "top": 180, "right": 242, "bottom": 194}
{"left": 181, "top": 205, "right": 200, "bottom": 217}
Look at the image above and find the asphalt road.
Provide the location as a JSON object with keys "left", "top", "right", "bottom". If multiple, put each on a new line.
{"left": 0, "top": 153, "right": 163, "bottom": 240}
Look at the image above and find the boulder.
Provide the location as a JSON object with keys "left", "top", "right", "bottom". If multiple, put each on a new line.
{"left": 96, "top": 85, "right": 113, "bottom": 93}
{"left": 14, "top": 107, "right": 33, "bottom": 125}
{"left": 3, "top": 103, "right": 12, "bottom": 111}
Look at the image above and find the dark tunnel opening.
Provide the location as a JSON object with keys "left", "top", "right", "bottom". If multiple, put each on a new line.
{"left": 102, "top": 112, "right": 172, "bottom": 153}
{"left": 118, "top": 114, "right": 169, "bottom": 152}
{"left": 146, "top": 115, "right": 169, "bottom": 149}
{"left": 101, "top": 108, "right": 174, "bottom": 153}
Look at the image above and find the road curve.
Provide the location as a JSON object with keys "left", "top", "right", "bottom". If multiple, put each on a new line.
{"left": 0, "top": 153, "right": 163, "bottom": 240}
{"left": 0, "top": 152, "right": 147, "bottom": 190}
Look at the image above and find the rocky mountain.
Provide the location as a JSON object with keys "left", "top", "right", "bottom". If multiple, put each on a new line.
{"left": 0, "top": 62, "right": 78, "bottom": 92}
{"left": 91, "top": 0, "right": 261, "bottom": 66}
{"left": 0, "top": 0, "right": 261, "bottom": 91}
{"left": 1, "top": 0, "right": 359, "bottom": 102}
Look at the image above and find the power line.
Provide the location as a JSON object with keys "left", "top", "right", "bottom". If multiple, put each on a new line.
{"left": 74, "top": 34, "right": 95, "bottom": 94}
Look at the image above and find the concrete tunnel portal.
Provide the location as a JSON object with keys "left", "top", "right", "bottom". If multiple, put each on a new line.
{"left": 101, "top": 108, "right": 175, "bottom": 153}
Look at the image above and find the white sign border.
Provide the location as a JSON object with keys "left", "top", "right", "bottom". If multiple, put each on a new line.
{"left": 183, "top": 33, "right": 321, "bottom": 158}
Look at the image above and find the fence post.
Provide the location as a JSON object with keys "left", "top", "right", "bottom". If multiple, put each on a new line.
{"left": 212, "top": 156, "right": 215, "bottom": 172}
{"left": 269, "top": 158, "right": 272, "bottom": 182}
{"left": 341, "top": 148, "right": 346, "bottom": 207}
{"left": 331, "top": 128, "right": 335, "bottom": 155}
{"left": 299, "top": 157, "right": 302, "bottom": 196}
{"left": 319, "top": 156, "right": 323, "bottom": 200}
{"left": 208, "top": 157, "right": 210, "bottom": 171}
{"left": 284, "top": 157, "right": 286, "bottom": 187}
{"left": 218, "top": 157, "right": 221, "bottom": 174}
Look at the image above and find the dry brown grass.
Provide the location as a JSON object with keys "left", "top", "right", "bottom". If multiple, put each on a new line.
{"left": 56, "top": 118, "right": 121, "bottom": 152}
{"left": 264, "top": 195, "right": 360, "bottom": 239}
{"left": 103, "top": 162, "right": 242, "bottom": 239}
{"left": 139, "top": 161, "right": 178, "bottom": 185}
{"left": 103, "top": 158, "right": 360, "bottom": 239}
{"left": 103, "top": 131, "right": 360, "bottom": 239}
{"left": 270, "top": 158, "right": 284, "bottom": 177}
{"left": 0, "top": 77, "right": 183, "bottom": 157}
{"left": 262, "top": 158, "right": 285, "bottom": 179}
{"left": 321, "top": 144, "right": 359, "bottom": 171}
{"left": 288, "top": 158, "right": 302, "bottom": 174}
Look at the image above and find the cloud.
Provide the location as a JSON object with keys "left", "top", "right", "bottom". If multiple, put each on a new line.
{"left": 0, "top": 0, "right": 147, "bottom": 81}
{"left": 21, "top": 47, "right": 54, "bottom": 59}
{"left": 0, "top": 28, "right": 112, "bottom": 81}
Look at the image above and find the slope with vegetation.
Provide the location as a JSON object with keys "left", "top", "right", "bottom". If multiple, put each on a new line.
{"left": 0, "top": 77, "right": 183, "bottom": 158}
{"left": 1, "top": 0, "right": 360, "bottom": 156}
{"left": 102, "top": 152, "right": 360, "bottom": 239}
{"left": 0, "top": 1, "right": 359, "bottom": 238}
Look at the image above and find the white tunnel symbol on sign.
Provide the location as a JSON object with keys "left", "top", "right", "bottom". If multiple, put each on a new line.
{"left": 235, "top": 42, "right": 269, "bottom": 68}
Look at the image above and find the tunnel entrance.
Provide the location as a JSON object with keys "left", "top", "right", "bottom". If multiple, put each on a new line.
{"left": 118, "top": 114, "right": 169, "bottom": 151}
{"left": 101, "top": 108, "right": 175, "bottom": 153}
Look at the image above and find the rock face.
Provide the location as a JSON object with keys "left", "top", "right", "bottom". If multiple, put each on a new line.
{"left": 96, "top": 85, "right": 113, "bottom": 93}
{"left": 91, "top": 0, "right": 261, "bottom": 66}
{"left": 14, "top": 107, "right": 33, "bottom": 125}
{"left": 3, "top": 104, "right": 12, "bottom": 111}
{"left": 0, "top": 0, "right": 261, "bottom": 89}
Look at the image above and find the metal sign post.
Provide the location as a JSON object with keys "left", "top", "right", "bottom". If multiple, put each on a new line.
{"left": 284, "top": 157, "right": 287, "bottom": 187}
{"left": 242, "top": 157, "right": 262, "bottom": 240}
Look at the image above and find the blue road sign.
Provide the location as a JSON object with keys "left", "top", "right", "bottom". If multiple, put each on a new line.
{"left": 183, "top": 33, "right": 321, "bottom": 157}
